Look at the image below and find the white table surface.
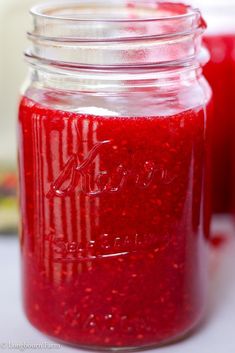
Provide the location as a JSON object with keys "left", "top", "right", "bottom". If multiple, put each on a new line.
{"left": 1, "top": 216, "right": 235, "bottom": 353}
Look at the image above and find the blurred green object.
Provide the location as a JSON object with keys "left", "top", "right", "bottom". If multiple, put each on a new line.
{"left": 0, "top": 170, "right": 18, "bottom": 234}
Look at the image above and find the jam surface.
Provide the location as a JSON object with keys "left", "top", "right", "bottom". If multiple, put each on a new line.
{"left": 204, "top": 34, "right": 235, "bottom": 213}
{"left": 18, "top": 96, "right": 209, "bottom": 349}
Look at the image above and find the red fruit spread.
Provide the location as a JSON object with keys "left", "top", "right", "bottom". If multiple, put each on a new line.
{"left": 18, "top": 96, "right": 209, "bottom": 349}
{"left": 204, "top": 35, "right": 235, "bottom": 213}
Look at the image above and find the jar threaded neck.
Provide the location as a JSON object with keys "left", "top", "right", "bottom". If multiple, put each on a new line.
{"left": 26, "top": 1, "right": 207, "bottom": 70}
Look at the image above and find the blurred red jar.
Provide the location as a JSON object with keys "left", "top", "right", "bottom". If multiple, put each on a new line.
{"left": 18, "top": 1, "right": 212, "bottom": 350}
{"left": 199, "top": 1, "right": 235, "bottom": 213}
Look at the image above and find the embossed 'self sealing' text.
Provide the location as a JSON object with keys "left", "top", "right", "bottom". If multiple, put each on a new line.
{"left": 45, "top": 231, "right": 171, "bottom": 262}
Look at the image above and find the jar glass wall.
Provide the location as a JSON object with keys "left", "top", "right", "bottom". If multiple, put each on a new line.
{"left": 18, "top": 1, "right": 212, "bottom": 350}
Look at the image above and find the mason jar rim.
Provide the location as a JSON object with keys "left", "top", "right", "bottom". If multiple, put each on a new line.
{"left": 26, "top": 1, "right": 207, "bottom": 71}
{"left": 30, "top": 0, "right": 201, "bottom": 24}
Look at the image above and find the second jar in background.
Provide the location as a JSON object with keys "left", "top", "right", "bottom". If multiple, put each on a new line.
{"left": 197, "top": 0, "right": 235, "bottom": 213}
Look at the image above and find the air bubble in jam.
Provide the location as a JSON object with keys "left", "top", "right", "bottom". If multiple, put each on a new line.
{"left": 18, "top": 96, "right": 210, "bottom": 349}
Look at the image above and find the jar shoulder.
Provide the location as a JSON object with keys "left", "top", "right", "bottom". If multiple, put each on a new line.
{"left": 20, "top": 76, "right": 212, "bottom": 117}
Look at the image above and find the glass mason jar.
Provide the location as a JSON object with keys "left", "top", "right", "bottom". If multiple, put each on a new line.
{"left": 18, "top": 1, "right": 212, "bottom": 350}
{"left": 195, "top": 0, "right": 235, "bottom": 213}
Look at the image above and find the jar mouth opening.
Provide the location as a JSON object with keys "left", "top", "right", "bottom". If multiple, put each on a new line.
{"left": 29, "top": 1, "right": 205, "bottom": 44}
{"left": 31, "top": 1, "right": 201, "bottom": 24}
{"left": 27, "top": 1, "right": 207, "bottom": 70}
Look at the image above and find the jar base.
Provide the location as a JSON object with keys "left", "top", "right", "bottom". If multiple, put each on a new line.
{"left": 25, "top": 310, "right": 205, "bottom": 353}
{"left": 45, "top": 326, "right": 202, "bottom": 352}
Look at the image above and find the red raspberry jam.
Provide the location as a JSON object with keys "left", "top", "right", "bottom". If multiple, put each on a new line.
{"left": 18, "top": 96, "right": 209, "bottom": 349}
{"left": 204, "top": 35, "right": 235, "bottom": 213}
